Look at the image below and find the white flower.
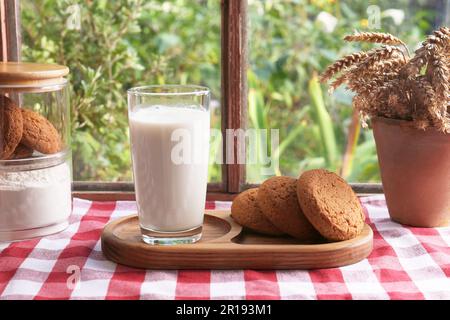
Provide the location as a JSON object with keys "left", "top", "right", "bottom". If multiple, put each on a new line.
{"left": 162, "top": 2, "right": 172, "bottom": 13}
{"left": 316, "top": 12, "right": 338, "bottom": 33}
{"left": 382, "top": 9, "right": 405, "bottom": 25}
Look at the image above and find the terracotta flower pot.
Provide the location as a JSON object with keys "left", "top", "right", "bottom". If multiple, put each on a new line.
{"left": 372, "top": 117, "right": 450, "bottom": 227}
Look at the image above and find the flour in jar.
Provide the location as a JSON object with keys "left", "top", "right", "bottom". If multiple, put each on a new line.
{"left": 0, "top": 162, "right": 72, "bottom": 231}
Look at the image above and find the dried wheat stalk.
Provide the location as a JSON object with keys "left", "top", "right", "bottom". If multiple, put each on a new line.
{"left": 429, "top": 28, "right": 449, "bottom": 67}
{"left": 425, "top": 27, "right": 450, "bottom": 50}
{"left": 427, "top": 51, "right": 450, "bottom": 103}
{"left": 356, "top": 46, "right": 404, "bottom": 71}
{"left": 399, "top": 45, "right": 430, "bottom": 78}
{"left": 405, "top": 27, "right": 450, "bottom": 79}
{"left": 320, "top": 51, "right": 368, "bottom": 82}
{"left": 344, "top": 31, "right": 410, "bottom": 56}
{"left": 370, "top": 79, "right": 411, "bottom": 120}
{"left": 328, "top": 72, "right": 351, "bottom": 94}
{"left": 439, "top": 26, "right": 450, "bottom": 36}
{"left": 371, "top": 56, "right": 406, "bottom": 73}
{"left": 328, "top": 46, "right": 402, "bottom": 93}
{"left": 350, "top": 73, "right": 398, "bottom": 95}
{"left": 321, "top": 27, "right": 450, "bottom": 133}
{"left": 409, "top": 77, "right": 448, "bottom": 131}
{"left": 352, "top": 95, "right": 371, "bottom": 128}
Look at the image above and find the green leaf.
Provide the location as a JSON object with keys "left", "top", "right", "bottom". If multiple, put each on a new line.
{"left": 272, "top": 105, "right": 311, "bottom": 160}
{"left": 308, "top": 75, "right": 339, "bottom": 168}
{"left": 248, "top": 88, "right": 267, "bottom": 130}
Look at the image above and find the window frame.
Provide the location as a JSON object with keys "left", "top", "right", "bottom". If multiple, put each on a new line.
{"left": 1, "top": 0, "right": 382, "bottom": 200}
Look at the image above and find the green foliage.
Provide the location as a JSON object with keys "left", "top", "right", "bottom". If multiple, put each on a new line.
{"left": 247, "top": 0, "right": 438, "bottom": 182}
{"left": 21, "top": 0, "right": 438, "bottom": 183}
{"left": 21, "top": 0, "right": 221, "bottom": 181}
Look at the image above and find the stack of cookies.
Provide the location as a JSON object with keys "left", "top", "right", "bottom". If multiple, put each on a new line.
{"left": 231, "top": 169, "right": 366, "bottom": 242}
{"left": 0, "top": 96, "right": 61, "bottom": 160}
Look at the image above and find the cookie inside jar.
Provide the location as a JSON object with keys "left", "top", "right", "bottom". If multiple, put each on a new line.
{"left": 0, "top": 88, "right": 68, "bottom": 161}
{"left": 0, "top": 62, "right": 72, "bottom": 241}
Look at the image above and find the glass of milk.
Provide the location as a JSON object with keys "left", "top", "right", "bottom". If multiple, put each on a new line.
{"left": 127, "top": 85, "right": 210, "bottom": 245}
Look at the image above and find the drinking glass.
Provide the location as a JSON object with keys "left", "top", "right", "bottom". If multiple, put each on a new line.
{"left": 127, "top": 85, "right": 210, "bottom": 245}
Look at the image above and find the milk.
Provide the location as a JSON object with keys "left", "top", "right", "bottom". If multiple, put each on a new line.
{"left": 129, "top": 105, "right": 210, "bottom": 232}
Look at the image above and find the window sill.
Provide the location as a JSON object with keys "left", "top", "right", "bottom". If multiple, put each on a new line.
{"left": 72, "top": 182, "right": 382, "bottom": 201}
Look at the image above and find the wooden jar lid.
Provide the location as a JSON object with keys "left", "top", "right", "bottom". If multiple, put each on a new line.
{"left": 0, "top": 62, "right": 69, "bottom": 88}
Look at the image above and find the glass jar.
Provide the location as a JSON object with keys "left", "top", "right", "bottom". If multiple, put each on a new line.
{"left": 0, "top": 62, "right": 72, "bottom": 241}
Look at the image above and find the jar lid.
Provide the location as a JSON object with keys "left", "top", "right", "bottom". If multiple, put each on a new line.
{"left": 0, "top": 62, "right": 69, "bottom": 88}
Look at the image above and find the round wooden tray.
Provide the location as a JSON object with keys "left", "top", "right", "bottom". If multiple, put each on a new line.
{"left": 101, "top": 210, "right": 373, "bottom": 270}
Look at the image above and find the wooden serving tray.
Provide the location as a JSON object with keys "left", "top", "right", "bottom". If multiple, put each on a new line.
{"left": 101, "top": 210, "right": 373, "bottom": 270}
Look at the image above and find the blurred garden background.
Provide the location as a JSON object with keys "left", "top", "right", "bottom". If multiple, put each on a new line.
{"left": 21, "top": 0, "right": 448, "bottom": 182}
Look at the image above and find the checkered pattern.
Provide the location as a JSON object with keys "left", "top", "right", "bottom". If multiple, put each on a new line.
{"left": 0, "top": 196, "right": 449, "bottom": 300}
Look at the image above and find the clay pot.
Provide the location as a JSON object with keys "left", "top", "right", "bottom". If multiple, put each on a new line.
{"left": 372, "top": 117, "right": 450, "bottom": 227}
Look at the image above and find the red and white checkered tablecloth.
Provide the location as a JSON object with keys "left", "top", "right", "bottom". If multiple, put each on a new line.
{"left": 0, "top": 196, "right": 449, "bottom": 300}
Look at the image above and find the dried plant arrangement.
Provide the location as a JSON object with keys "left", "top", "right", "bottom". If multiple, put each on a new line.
{"left": 321, "top": 27, "right": 450, "bottom": 132}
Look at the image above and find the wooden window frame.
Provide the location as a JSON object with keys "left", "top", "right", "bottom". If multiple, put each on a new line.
{"left": 1, "top": 0, "right": 382, "bottom": 201}
{"left": 0, "top": 0, "right": 20, "bottom": 62}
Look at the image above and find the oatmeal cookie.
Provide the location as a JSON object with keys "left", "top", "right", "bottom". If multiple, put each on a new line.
{"left": 231, "top": 188, "right": 284, "bottom": 236}
{"left": 0, "top": 96, "right": 23, "bottom": 160}
{"left": 297, "top": 169, "right": 365, "bottom": 241}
